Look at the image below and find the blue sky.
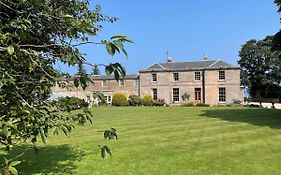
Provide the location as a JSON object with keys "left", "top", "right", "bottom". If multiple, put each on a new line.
{"left": 61, "top": 0, "right": 280, "bottom": 75}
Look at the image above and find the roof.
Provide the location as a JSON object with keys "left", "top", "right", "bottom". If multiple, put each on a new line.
{"left": 139, "top": 60, "right": 239, "bottom": 72}
{"left": 90, "top": 74, "right": 139, "bottom": 80}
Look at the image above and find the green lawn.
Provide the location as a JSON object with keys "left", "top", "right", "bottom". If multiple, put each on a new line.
{"left": 2, "top": 107, "right": 281, "bottom": 175}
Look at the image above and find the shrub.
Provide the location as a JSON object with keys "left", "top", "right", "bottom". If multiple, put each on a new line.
{"left": 53, "top": 96, "right": 89, "bottom": 111}
{"left": 112, "top": 92, "right": 128, "bottom": 106}
{"left": 195, "top": 103, "right": 210, "bottom": 107}
{"left": 153, "top": 99, "right": 166, "bottom": 106}
{"left": 182, "top": 101, "right": 194, "bottom": 107}
{"left": 142, "top": 95, "right": 153, "bottom": 106}
{"left": 128, "top": 95, "right": 142, "bottom": 106}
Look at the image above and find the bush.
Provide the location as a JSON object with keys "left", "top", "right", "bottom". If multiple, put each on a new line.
{"left": 195, "top": 103, "right": 210, "bottom": 107}
{"left": 182, "top": 101, "right": 194, "bottom": 107}
{"left": 112, "top": 92, "right": 128, "bottom": 106}
{"left": 153, "top": 99, "right": 166, "bottom": 106}
{"left": 53, "top": 96, "right": 89, "bottom": 111}
{"left": 142, "top": 95, "right": 153, "bottom": 106}
{"left": 128, "top": 95, "right": 142, "bottom": 106}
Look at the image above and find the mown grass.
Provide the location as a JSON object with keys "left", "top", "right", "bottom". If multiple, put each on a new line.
{"left": 2, "top": 107, "right": 281, "bottom": 175}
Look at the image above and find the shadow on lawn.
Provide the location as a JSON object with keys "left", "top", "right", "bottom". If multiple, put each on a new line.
{"left": 1, "top": 144, "right": 85, "bottom": 175}
{"left": 200, "top": 108, "right": 281, "bottom": 129}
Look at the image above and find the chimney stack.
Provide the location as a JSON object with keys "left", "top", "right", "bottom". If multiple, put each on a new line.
{"left": 167, "top": 56, "right": 173, "bottom": 63}
{"left": 203, "top": 54, "right": 208, "bottom": 61}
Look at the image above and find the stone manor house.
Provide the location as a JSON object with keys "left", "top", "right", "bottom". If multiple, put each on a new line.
{"left": 52, "top": 57, "right": 244, "bottom": 105}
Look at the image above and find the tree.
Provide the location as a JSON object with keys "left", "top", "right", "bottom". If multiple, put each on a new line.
{"left": 0, "top": 0, "right": 131, "bottom": 174}
{"left": 92, "top": 64, "right": 101, "bottom": 75}
{"left": 238, "top": 36, "right": 281, "bottom": 100}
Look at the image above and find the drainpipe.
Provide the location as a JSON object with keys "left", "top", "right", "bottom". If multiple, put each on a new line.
{"left": 202, "top": 70, "right": 206, "bottom": 104}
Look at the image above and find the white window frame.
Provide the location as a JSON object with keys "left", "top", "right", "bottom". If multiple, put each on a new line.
{"left": 173, "top": 72, "right": 179, "bottom": 81}
{"left": 134, "top": 79, "right": 140, "bottom": 86}
{"left": 152, "top": 73, "right": 157, "bottom": 82}
{"left": 102, "top": 80, "right": 107, "bottom": 87}
{"left": 173, "top": 88, "right": 180, "bottom": 102}
{"left": 152, "top": 88, "right": 157, "bottom": 100}
{"left": 119, "top": 79, "right": 125, "bottom": 86}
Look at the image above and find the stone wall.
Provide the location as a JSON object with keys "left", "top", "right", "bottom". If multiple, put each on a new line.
{"left": 139, "top": 68, "right": 243, "bottom": 105}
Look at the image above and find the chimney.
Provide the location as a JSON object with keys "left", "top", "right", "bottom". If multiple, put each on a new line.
{"left": 167, "top": 56, "right": 173, "bottom": 63}
{"left": 203, "top": 54, "right": 208, "bottom": 61}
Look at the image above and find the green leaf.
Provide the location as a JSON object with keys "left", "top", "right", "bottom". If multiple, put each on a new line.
{"left": 106, "top": 43, "right": 114, "bottom": 56}
{"left": 8, "top": 166, "right": 18, "bottom": 175}
{"left": 9, "top": 161, "right": 21, "bottom": 167}
{"left": 110, "top": 34, "right": 126, "bottom": 40}
{"left": 100, "top": 145, "right": 112, "bottom": 159}
{"left": 7, "top": 45, "right": 14, "bottom": 55}
{"left": 113, "top": 40, "right": 127, "bottom": 56}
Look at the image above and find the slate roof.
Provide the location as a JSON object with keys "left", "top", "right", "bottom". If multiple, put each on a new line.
{"left": 139, "top": 60, "right": 239, "bottom": 72}
{"left": 91, "top": 74, "right": 139, "bottom": 80}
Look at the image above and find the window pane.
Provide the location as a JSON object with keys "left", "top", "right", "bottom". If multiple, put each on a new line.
{"left": 102, "top": 80, "right": 107, "bottom": 87}
{"left": 152, "top": 88, "right": 157, "bottom": 100}
{"left": 219, "top": 71, "right": 225, "bottom": 80}
{"left": 173, "top": 73, "right": 179, "bottom": 81}
{"left": 152, "top": 73, "right": 157, "bottom": 82}
{"left": 135, "top": 79, "right": 139, "bottom": 86}
{"left": 173, "top": 88, "right": 180, "bottom": 102}
{"left": 219, "top": 87, "right": 226, "bottom": 102}
{"left": 119, "top": 79, "right": 125, "bottom": 86}
{"left": 194, "top": 72, "right": 201, "bottom": 80}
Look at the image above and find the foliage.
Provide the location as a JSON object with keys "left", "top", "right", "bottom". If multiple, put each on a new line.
{"left": 238, "top": 36, "right": 281, "bottom": 100}
{"left": 153, "top": 99, "right": 166, "bottom": 106}
{"left": 93, "top": 92, "right": 106, "bottom": 104}
{"left": 104, "top": 128, "right": 118, "bottom": 140}
{"left": 128, "top": 95, "right": 142, "bottom": 106}
{"left": 99, "top": 145, "right": 112, "bottom": 159}
{"left": 112, "top": 92, "right": 128, "bottom": 106}
{"left": 195, "top": 103, "right": 210, "bottom": 107}
{"left": 1, "top": 158, "right": 21, "bottom": 175}
{"left": 0, "top": 0, "right": 131, "bottom": 173}
{"left": 142, "top": 95, "right": 153, "bottom": 106}
{"left": 182, "top": 101, "right": 194, "bottom": 107}
{"left": 52, "top": 96, "right": 89, "bottom": 111}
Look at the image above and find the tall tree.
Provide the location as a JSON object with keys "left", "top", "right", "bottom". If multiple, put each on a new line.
{"left": 0, "top": 0, "right": 131, "bottom": 174}
{"left": 238, "top": 36, "right": 281, "bottom": 100}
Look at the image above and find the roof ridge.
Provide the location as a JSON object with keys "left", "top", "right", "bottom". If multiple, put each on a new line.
{"left": 160, "top": 60, "right": 215, "bottom": 64}
{"left": 208, "top": 60, "right": 220, "bottom": 68}
{"left": 157, "top": 63, "right": 167, "bottom": 69}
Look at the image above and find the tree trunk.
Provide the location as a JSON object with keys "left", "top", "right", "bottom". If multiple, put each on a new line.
{"left": 1, "top": 165, "right": 11, "bottom": 175}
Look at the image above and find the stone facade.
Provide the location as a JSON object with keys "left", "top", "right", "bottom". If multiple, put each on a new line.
{"left": 139, "top": 60, "right": 243, "bottom": 105}
{"left": 51, "top": 75, "right": 139, "bottom": 104}
{"left": 52, "top": 59, "right": 243, "bottom": 106}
